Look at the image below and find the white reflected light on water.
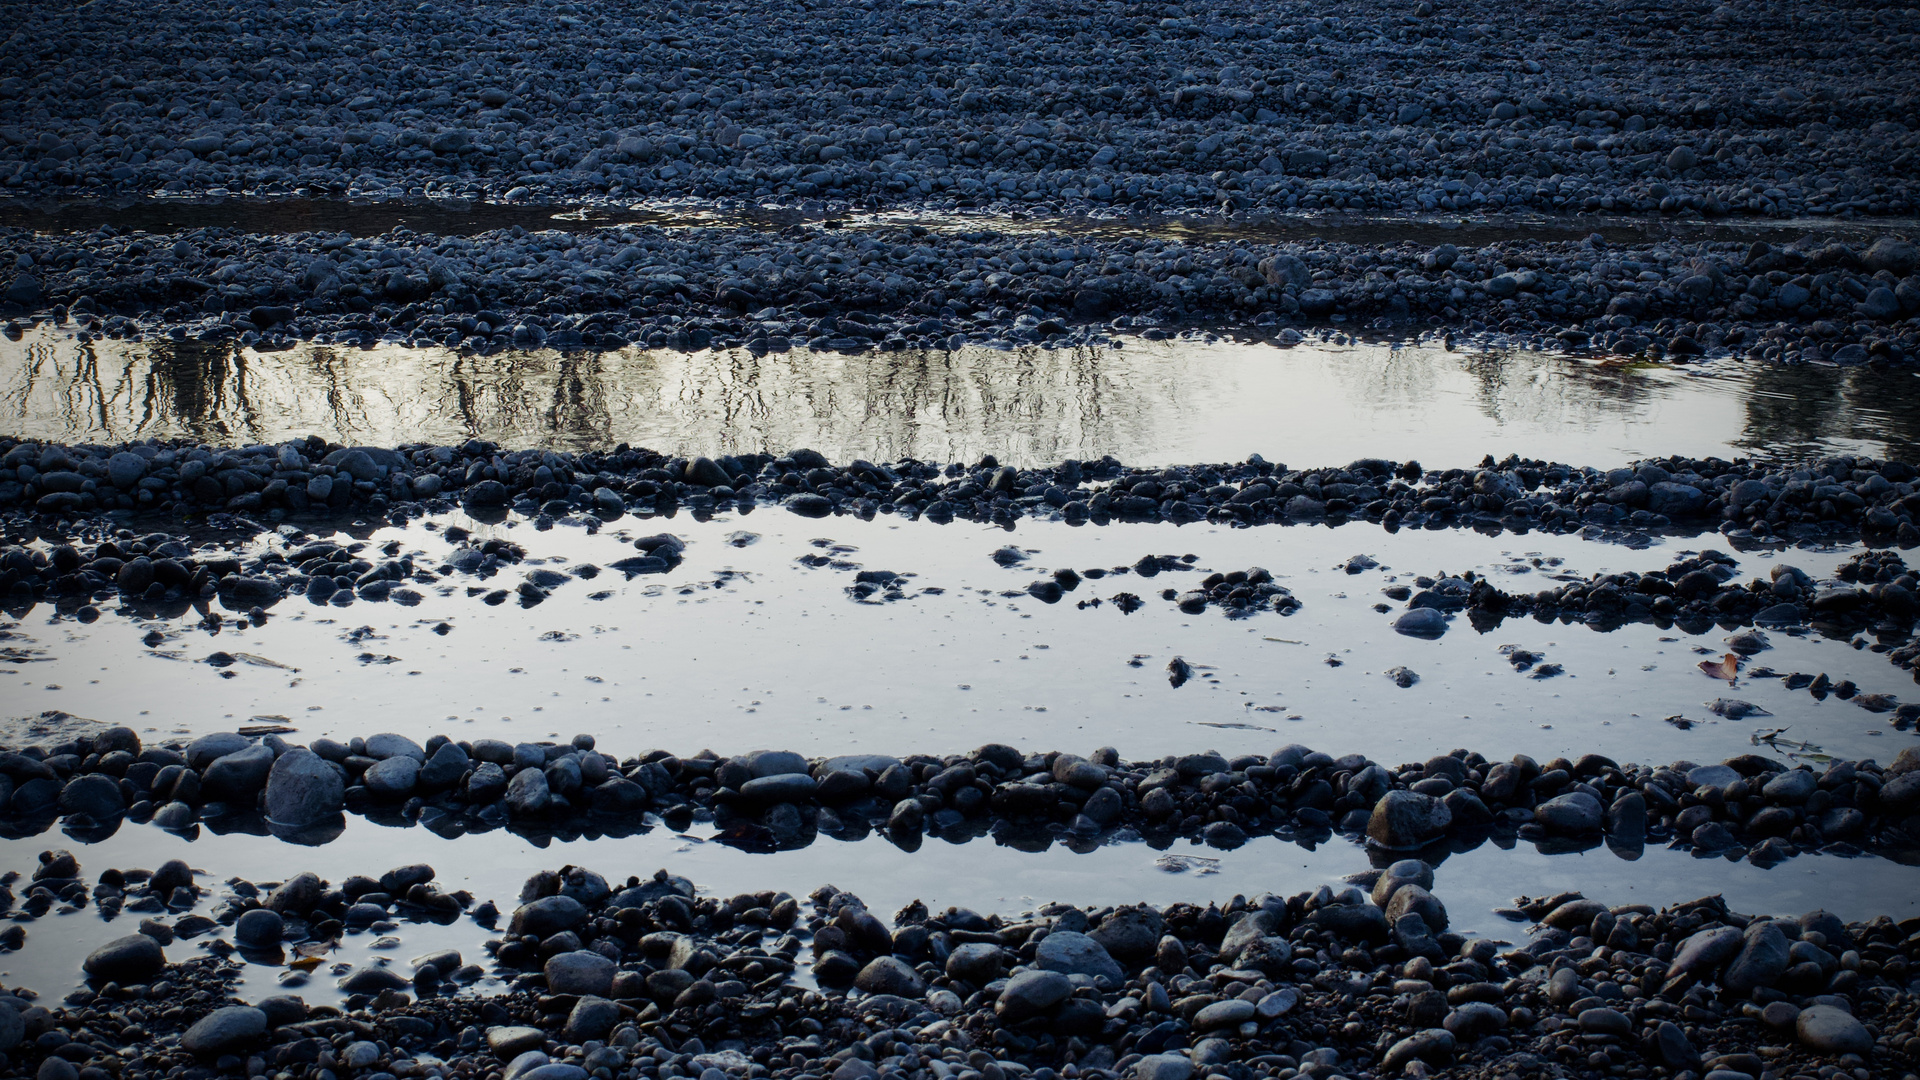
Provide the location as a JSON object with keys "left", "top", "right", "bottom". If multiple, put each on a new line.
{"left": 6, "top": 326, "right": 1919, "bottom": 466}
{"left": 0, "top": 815, "right": 1912, "bottom": 1005}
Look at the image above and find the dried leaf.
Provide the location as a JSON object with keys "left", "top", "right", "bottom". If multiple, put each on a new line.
{"left": 1698, "top": 653, "right": 1740, "bottom": 682}
{"left": 287, "top": 956, "right": 324, "bottom": 972}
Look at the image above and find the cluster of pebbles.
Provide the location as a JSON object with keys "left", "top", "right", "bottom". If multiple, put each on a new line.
{"left": 8, "top": 439, "right": 1920, "bottom": 548}
{"left": 0, "top": 0, "right": 1913, "bottom": 222}
{"left": 4, "top": 850, "right": 1920, "bottom": 1080}
{"left": 1, "top": 221, "right": 1916, "bottom": 364}
{"left": 9, "top": 726, "right": 1920, "bottom": 871}
{"left": 1395, "top": 547, "right": 1920, "bottom": 648}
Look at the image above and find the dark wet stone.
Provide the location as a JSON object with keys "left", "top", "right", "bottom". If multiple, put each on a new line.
{"left": 854, "top": 956, "right": 926, "bottom": 998}
{"left": 1035, "top": 929, "right": 1123, "bottom": 982}
{"left": 83, "top": 933, "right": 165, "bottom": 981}
{"left": 1796, "top": 1004, "right": 1871, "bottom": 1054}
{"left": 544, "top": 950, "right": 615, "bottom": 996}
{"left": 57, "top": 774, "right": 124, "bottom": 819}
{"left": 510, "top": 895, "right": 586, "bottom": 937}
{"left": 235, "top": 908, "right": 284, "bottom": 948}
{"left": 264, "top": 748, "right": 345, "bottom": 826}
{"left": 1534, "top": 791, "right": 1603, "bottom": 834}
{"left": 1393, "top": 608, "right": 1448, "bottom": 637}
{"left": 1368, "top": 790, "right": 1451, "bottom": 848}
{"left": 202, "top": 743, "right": 275, "bottom": 800}
{"left": 182, "top": 1006, "right": 267, "bottom": 1055}
{"left": 996, "top": 969, "right": 1072, "bottom": 1020}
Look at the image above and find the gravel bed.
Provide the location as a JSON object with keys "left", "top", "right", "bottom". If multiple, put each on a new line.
{"left": 7, "top": 440, "right": 1920, "bottom": 547}
{"left": 8, "top": 724, "right": 1920, "bottom": 871}
{"left": 2, "top": 222, "right": 1916, "bottom": 363}
{"left": 5, "top": 855, "right": 1920, "bottom": 1080}
{"left": 3, "top": 0, "right": 1919, "bottom": 366}
{"left": 0, "top": 0, "right": 1915, "bottom": 224}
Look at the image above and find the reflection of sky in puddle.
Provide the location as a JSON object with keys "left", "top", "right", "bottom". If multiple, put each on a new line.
{"left": 5, "top": 511, "right": 1911, "bottom": 766}
{"left": 3, "top": 195, "right": 1912, "bottom": 247}
{"left": 8, "top": 311, "right": 1920, "bottom": 1010}
{"left": 9, "top": 326, "right": 1920, "bottom": 466}
{"left": 2, "top": 806, "right": 1913, "bottom": 1006}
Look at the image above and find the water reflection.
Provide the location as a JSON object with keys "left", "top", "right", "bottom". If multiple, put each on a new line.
{"left": 1734, "top": 363, "right": 1920, "bottom": 463}
{"left": 4, "top": 195, "right": 1911, "bottom": 249}
{"left": 6, "top": 327, "right": 1920, "bottom": 466}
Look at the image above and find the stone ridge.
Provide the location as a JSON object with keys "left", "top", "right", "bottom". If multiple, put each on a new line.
{"left": 9, "top": 727, "right": 1920, "bottom": 872}
{"left": 6, "top": 440, "right": 1920, "bottom": 547}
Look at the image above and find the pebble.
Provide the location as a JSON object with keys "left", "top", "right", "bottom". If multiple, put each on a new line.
{"left": 179, "top": 1005, "right": 266, "bottom": 1055}
{"left": 81, "top": 933, "right": 165, "bottom": 982}
{"left": 1795, "top": 1003, "right": 1873, "bottom": 1055}
{"left": 543, "top": 950, "right": 615, "bottom": 997}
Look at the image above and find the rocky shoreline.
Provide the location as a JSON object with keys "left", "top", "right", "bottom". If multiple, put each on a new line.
{"left": 2, "top": 221, "right": 1916, "bottom": 365}
{"left": 7, "top": 727, "right": 1920, "bottom": 871}
{"left": 4, "top": 852, "right": 1918, "bottom": 1080}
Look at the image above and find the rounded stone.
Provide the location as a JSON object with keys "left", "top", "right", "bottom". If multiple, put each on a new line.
{"left": 854, "top": 956, "right": 926, "bottom": 998}
{"left": 996, "top": 969, "right": 1072, "bottom": 1021}
{"left": 1367, "top": 790, "right": 1452, "bottom": 849}
{"left": 83, "top": 933, "right": 165, "bottom": 982}
{"left": 946, "top": 942, "right": 1008, "bottom": 984}
{"left": 1795, "top": 1004, "right": 1871, "bottom": 1055}
{"left": 235, "top": 908, "right": 285, "bottom": 948}
{"left": 1394, "top": 608, "right": 1448, "bottom": 637}
{"left": 1370, "top": 859, "right": 1435, "bottom": 907}
{"left": 544, "top": 950, "right": 616, "bottom": 996}
{"left": 182, "top": 1006, "right": 268, "bottom": 1055}
{"left": 1194, "top": 998, "right": 1256, "bottom": 1030}
{"left": 1034, "top": 929, "right": 1124, "bottom": 982}
{"left": 264, "top": 748, "right": 345, "bottom": 826}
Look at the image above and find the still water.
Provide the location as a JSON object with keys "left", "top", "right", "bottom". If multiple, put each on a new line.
{"left": 5, "top": 326, "right": 1920, "bottom": 1003}
{"left": 7, "top": 326, "right": 1920, "bottom": 466}
{"left": 5, "top": 194, "right": 1911, "bottom": 247}
{"left": 1, "top": 815, "right": 1911, "bottom": 1008}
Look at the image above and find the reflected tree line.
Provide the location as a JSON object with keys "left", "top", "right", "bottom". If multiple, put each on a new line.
{"left": 0, "top": 336, "right": 1175, "bottom": 462}
{"left": 1735, "top": 365, "right": 1920, "bottom": 463}
{"left": 4, "top": 332, "right": 1920, "bottom": 466}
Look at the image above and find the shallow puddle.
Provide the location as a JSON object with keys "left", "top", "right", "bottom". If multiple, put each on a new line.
{"left": 1, "top": 803, "right": 1913, "bottom": 1007}
{"left": 5, "top": 510, "right": 1910, "bottom": 766}
{"left": 9, "top": 328, "right": 1920, "bottom": 466}
{"left": 8, "top": 323, "right": 1920, "bottom": 1008}
{"left": 2, "top": 195, "right": 1911, "bottom": 249}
